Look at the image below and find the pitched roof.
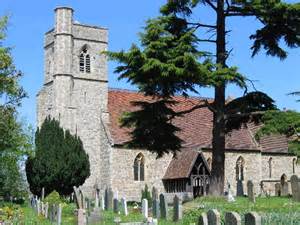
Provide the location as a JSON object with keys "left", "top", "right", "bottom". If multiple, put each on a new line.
{"left": 162, "top": 148, "right": 199, "bottom": 180}
{"left": 107, "top": 89, "right": 288, "bottom": 153}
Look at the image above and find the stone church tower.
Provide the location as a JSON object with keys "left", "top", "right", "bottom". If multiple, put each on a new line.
{"left": 37, "top": 7, "right": 109, "bottom": 194}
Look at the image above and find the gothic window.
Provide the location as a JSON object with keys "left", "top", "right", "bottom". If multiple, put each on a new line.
{"left": 236, "top": 156, "right": 245, "bottom": 181}
{"left": 134, "top": 153, "right": 145, "bottom": 181}
{"left": 268, "top": 157, "right": 273, "bottom": 178}
{"left": 79, "top": 46, "right": 91, "bottom": 73}
{"left": 293, "top": 158, "right": 296, "bottom": 174}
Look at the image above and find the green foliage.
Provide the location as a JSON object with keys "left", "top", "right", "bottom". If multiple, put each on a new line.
{"left": 0, "top": 15, "right": 31, "bottom": 200}
{"left": 0, "top": 16, "right": 26, "bottom": 107}
{"left": 256, "top": 110, "right": 300, "bottom": 159}
{"left": 25, "top": 116, "right": 90, "bottom": 197}
{"left": 141, "top": 184, "right": 152, "bottom": 203}
{"left": 44, "top": 191, "right": 63, "bottom": 205}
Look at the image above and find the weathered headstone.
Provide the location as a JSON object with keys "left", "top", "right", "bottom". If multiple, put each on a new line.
{"left": 291, "top": 175, "right": 300, "bottom": 201}
{"left": 101, "top": 194, "right": 105, "bottom": 210}
{"left": 77, "top": 208, "right": 87, "bottom": 225}
{"left": 45, "top": 202, "right": 49, "bottom": 218}
{"left": 207, "top": 209, "right": 221, "bottom": 225}
{"left": 236, "top": 180, "right": 244, "bottom": 196}
{"left": 281, "top": 182, "right": 289, "bottom": 196}
{"left": 198, "top": 212, "right": 208, "bottom": 225}
{"left": 41, "top": 187, "right": 45, "bottom": 201}
{"left": 173, "top": 195, "right": 182, "bottom": 222}
{"left": 113, "top": 198, "right": 119, "bottom": 213}
{"left": 57, "top": 204, "right": 62, "bottom": 225}
{"left": 142, "top": 199, "right": 148, "bottom": 219}
{"left": 41, "top": 201, "right": 45, "bottom": 216}
{"left": 247, "top": 180, "right": 255, "bottom": 203}
{"left": 159, "top": 194, "right": 168, "bottom": 219}
{"left": 108, "top": 188, "right": 114, "bottom": 210}
{"left": 225, "top": 212, "right": 241, "bottom": 225}
{"left": 36, "top": 199, "right": 41, "bottom": 215}
{"left": 275, "top": 183, "right": 281, "bottom": 196}
{"left": 152, "top": 198, "right": 160, "bottom": 219}
{"left": 121, "top": 197, "right": 128, "bottom": 216}
{"left": 245, "top": 212, "right": 261, "bottom": 225}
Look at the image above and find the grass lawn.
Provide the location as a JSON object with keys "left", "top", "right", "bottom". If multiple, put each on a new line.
{"left": 1, "top": 197, "right": 300, "bottom": 224}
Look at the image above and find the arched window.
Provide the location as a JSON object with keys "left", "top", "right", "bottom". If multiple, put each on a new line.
{"left": 79, "top": 46, "right": 91, "bottom": 73}
{"left": 134, "top": 153, "right": 145, "bottom": 181}
{"left": 268, "top": 157, "right": 273, "bottom": 178}
{"left": 293, "top": 158, "right": 297, "bottom": 174}
{"left": 236, "top": 156, "right": 245, "bottom": 181}
{"left": 207, "top": 157, "right": 212, "bottom": 170}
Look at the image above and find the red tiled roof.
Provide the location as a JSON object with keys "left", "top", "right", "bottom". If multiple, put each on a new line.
{"left": 163, "top": 148, "right": 199, "bottom": 179}
{"left": 107, "top": 89, "right": 288, "bottom": 153}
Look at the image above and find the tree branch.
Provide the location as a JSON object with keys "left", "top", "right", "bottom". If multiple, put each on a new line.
{"left": 169, "top": 99, "right": 216, "bottom": 120}
{"left": 188, "top": 22, "right": 217, "bottom": 29}
{"left": 205, "top": 0, "right": 217, "bottom": 12}
{"left": 199, "top": 39, "right": 217, "bottom": 43}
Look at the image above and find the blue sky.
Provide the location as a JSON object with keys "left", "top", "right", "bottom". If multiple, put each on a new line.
{"left": 1, "top": 0, "right": 299, "bottom": 127}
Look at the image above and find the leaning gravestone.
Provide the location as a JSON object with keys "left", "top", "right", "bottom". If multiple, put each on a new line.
{"left": 142, "top": 199, "right": 148, "bottom": 219}
{"left": 245, "top": 212, "right": 261, "bottom": 225}
{"left": 207, "top": 209, "right": 221, "bottom": 225}
{"left": 159, "top": 194, "right": 168, "bottom": 219}
{"left": 121, "top": 197, "right": 128, "bottom": 216}
{"left": 225, "top": 212, "right": 241, "bottom": 225}
{"left": 291, "top": 175, "right": 300, "bottom": 201}
{"left": 247, "top": 180, "right": 255, "bottom": 203}
{"left": 173, "top": 195, "right": 182, "bottom": 222}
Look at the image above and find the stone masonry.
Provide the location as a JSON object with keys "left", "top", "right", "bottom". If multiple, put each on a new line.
{"left": 37, "top": 7, "right": 299, "bottom": 200}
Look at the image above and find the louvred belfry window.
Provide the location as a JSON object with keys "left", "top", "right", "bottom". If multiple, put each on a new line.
{"left": 79, "top": 47, "right": 91, "bottom": 73}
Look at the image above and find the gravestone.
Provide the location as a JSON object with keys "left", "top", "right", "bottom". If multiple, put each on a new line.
{"left": 57, "top": 204, "right": 62, "bottom": 225}
{"left": 247, "top": 180, "right": 255, "bottom": 203}
{"left": 41, "top": 201, "right": 45, "bottom": 216}
{"left": 225, "top": 212, "right": 241, "bottom": 225}
{"left": 198, "top": 212, "right": 208, "bottom": 225}
{"left": 73, "top": 186, "right": 83, "bottom": 209}
{"left": 77, "top": 208, "right": 87, "bottom": 225}
{"left": 281, "top": 182, "right": 289, "bottom": 196}
{"left": 45, "top": 202, "right": 49, "bottom": 219}
{"left": 101, "top": 194, "right": 105, "bottom": 210}
{"left": 113, "top": 198, "right": 119, "bottom": 213}
{"left": 142, "top": 199, "right": 148, "bottom": 219}
{"left": 173, "top": 195, "right": 182, "bottom": 222}
{"left": 291, "top": 175, "right": 300, "bottom": 201}
{"left": 207, "top": 209, "right": 221, "bottom": 225}
{"left": 121, "top": 197, "right": 128, "bottom": 216}
{"left": 159, "top": 194, "right": 168, "bottom": 219}
{"left": 41, "top": 187, "right": 45, "bottom": 201}
{"left": 275, "top": 183, "right": 281, "bottom": 196}
{"left": 152, "top": 198, "right": 160, "bottom": 219}
{"left": 104, "top": 188, "right": 109, "bottom": 210}
{"left": 108, "top": 188, "right": 114, "bottom": 210}
{"left": 152, "top": 187, "right": 159, "bottom": 218}
{"left": 36, "top": 200, "right": 41, "bottom": 215}
{"left": 236, "top": 180, "right": 244, "bottom": 196}
{"left": 245, "top": 212, "right": 261, "bottom": 225}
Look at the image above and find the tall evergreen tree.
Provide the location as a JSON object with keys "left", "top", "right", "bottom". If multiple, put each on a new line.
{"left": 26, "top": 117, "right": 90, "bottom": 197}
{"left": 109, "top": 0, "right": 300, "bottom": 195}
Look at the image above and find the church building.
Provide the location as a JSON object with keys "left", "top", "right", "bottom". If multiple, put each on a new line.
{"left": 37, "top": 7, "right": 299, "bottom": 201}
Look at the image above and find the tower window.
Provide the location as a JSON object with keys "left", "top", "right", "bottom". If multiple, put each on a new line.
{"left": 236, "top": 156, "right": 245, "bottom": 181}
{"left": 79, "top": 47, "right": 91, "bottom": 73}
{"left": 134, "top": 153, "right": 145, "bottom": 181}
{"left": 268, "top": 157, "right": 273, "bottom": 178}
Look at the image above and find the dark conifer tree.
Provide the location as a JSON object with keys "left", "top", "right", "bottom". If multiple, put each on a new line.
{"left": 26, "top": 117, "right": 90, "bottom": 196}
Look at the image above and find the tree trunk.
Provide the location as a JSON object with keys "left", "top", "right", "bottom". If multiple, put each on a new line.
{"left": 209, "top": 0, "right": 227, "bottom": 196}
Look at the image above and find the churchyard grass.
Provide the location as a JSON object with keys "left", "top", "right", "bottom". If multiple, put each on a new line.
{"left": 1, "top": 197, "right": 300, "bottom": 224}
